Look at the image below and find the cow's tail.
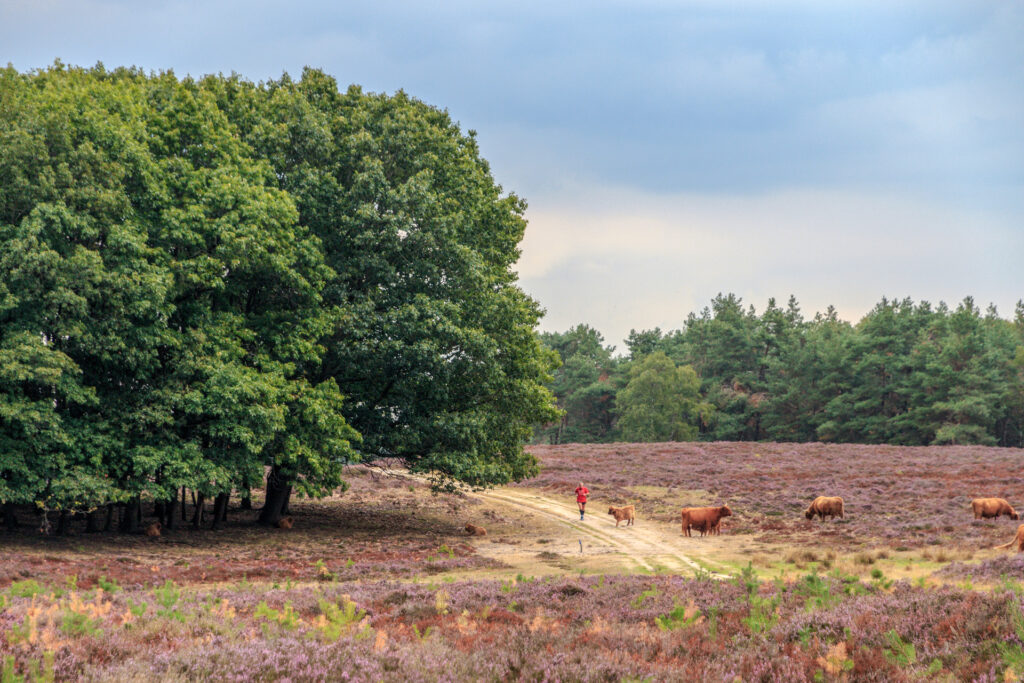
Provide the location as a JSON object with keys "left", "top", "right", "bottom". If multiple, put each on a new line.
{"left": 993, "top": 538, "right": 1017, "bottom": 550}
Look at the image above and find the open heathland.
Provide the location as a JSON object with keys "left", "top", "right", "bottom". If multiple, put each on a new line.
{"left": 4, "top": 442, "right": 1024, "bottom": 681}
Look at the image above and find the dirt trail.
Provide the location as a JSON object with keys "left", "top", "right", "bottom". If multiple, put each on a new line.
{"left": 475, "top": 488, "right": 732, "bottom": 579}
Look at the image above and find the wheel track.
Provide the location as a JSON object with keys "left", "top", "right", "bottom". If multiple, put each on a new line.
{"left": 477, "top": 489, "right": 730, "bottom": 579}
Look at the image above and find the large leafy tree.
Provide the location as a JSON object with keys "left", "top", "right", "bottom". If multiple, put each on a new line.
{"left": 0, "top": 66, "right": 172, "bottom": 525}
{"left": 0, "top": 65, "right": 360, "bottom": 528}
{"left": 2, "top": 64, "right": 556, "bottom": 528}
{"left": 203, "top": 70, "right": 559, "bottom": 501}
{"left": 615, "top": 352, "right": 709, "bottom": 442}
{"left": 537, "top": 325, "right": 616, "bottom": 444}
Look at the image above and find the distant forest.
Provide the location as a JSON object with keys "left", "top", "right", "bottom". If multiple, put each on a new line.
{"left": 535, "top": 294, "right": 1024, "bottom": 448}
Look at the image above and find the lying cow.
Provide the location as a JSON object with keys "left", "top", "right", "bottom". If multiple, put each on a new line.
{"left": 994, "top": 524, "right": 1024, "bottom": 552}
{"left": 805, "top": 496, "right": 845, "bottom": 521}
{"left": 465, "top": 523, "right": 487, "bottom": 536}
{"left": 971, "top": 498, "right": 1019, "bottom": 520}
{"left": 607, "top": 505, "right": 635, "bottom": 527}
{"left": 681, "top": 505, "right": 732, "bottom": 537}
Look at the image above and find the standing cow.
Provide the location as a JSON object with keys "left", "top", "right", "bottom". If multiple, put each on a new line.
{"left": 681, "top": 505, "right": 732, "bottom": 537}
{"left": 971, "top": 498, "right": 1019, "bottom": 520}
{"left": 607, "top": 505, "right": 635, "bottom": 527}
{"left": 804, "top": 496, "right": 845, "bottom": 521}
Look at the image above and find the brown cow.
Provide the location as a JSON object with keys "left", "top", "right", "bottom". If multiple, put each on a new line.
{"left": 145, "top": 522, "right": 162, "bottom": 537}
{"left": 994, "top": 524, "right": 1024, "bottom": 552}
{"left": 276, "top": 516, "right": 294, "bottom": 529}
{"left": 971, "top": 498, "right": 1019, "bottom": 520}
{"left": 681, "top": 506, "right": 732, "bottom": 537}
{"left": 465, "top": 523, "right": 487, "bottom": 536}
{"left": 607, "top": 505, "right": 635, "bottom": 527}
{"left": 805, "top": 496, "right": 845, "bottom": 521}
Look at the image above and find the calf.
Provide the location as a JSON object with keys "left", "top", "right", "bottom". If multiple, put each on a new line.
{"left": 607, "top": 505, "right": 635, "bottom": 527}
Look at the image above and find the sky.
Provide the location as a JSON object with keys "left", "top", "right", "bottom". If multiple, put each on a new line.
{"left": 3, "top": 0, "right": 1021, "bottom": 348}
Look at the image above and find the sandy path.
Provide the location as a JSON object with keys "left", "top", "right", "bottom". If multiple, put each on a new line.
{"left": 476, "top": 488, "right": 731, "bottom": 579}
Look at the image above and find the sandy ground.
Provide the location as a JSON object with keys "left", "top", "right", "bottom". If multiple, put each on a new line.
{"left": 455, "top": 486, "right": 782, "bottom": 579}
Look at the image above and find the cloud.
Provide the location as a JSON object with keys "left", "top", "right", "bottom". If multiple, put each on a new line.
{"left": 517, "top": 185, "right": 1022, "bottom": 346}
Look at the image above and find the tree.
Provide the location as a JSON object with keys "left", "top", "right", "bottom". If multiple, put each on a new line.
{"left": 615, "top": 352, "right": 709, "bottom": 442}
{"left": 537, "top": 325, "right": 616, "bottom": 443}
{"left": 202, "top": 70, "right": 559, "bottom": 493}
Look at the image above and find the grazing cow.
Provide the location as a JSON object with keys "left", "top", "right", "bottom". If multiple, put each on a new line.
{"left": 994, "top": 525, "right": 1024, "bottom": 552}
{"left": 681, "top": 506, "right": 732, "bottom": 537}
{"left": 607, "top": 505, "right": 635, "bottom": 527}
{"left": 465, "top": 523, "right": 487, "bottom": 536}
{"left": 804, "top": 496, "right": 845, "bottom": 521}
{"left": 971, "top": 498, "right": 1019, "bottom": 520}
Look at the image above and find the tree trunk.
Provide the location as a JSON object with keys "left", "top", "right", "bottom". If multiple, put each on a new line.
{"left": 86, "top": 508, "right": 104, "bottom": 533}
{"left": 2, "top": 503, "right": 18, "bottom": 531}
{"left": 240, "top": 486, "right": 252, "bottom": 510}
{"left": 191, "top": 493, "right": 205, "bottom": 529}
{"left": 259, "top": 466, "right": 291, "bottom": 525}
{"left": 154, "top": 501, "right": 166, "bottom": 525}
{"left": 281, "top": 485, "right": 292, "bottom": 516}
{"left": 56, "top": 510, "right": 70, "bottom": 536}
{"left": 165, "top": 497, "right": 178, "bottom": 531}
{"left": 181, "top": 487, "right": 188, "bottom": 520}
{"left": 120, "top": 498, "right": 141, "bottom": 534}
{"left": 103, "top": 504, "right": 114, "bottom": 532}
{"left": 211, "top": 492, "right": 229, "bottom": 530}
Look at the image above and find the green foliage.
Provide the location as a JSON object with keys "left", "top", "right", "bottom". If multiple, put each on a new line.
{"left": 1, "top": 652, "right": 53, "bottom": 683}
{"left": 536, "top": 292, "right": 1024, "bottom": 448}
{"left": 734, "top": 563, "right": 779, "bottom": 635}
{"left": 316, "top": 597, "right": 367, "bottom": 640}
{"left": 797, "top": 571, "right": 843, "bottom": 611}
{"left": 616, "top": 352, "right": 709, "bottom": 442}
{"left": 537, "top": 325, "right": 616, "bottom": 444}
{"left": 8, "top": 580, "right": 44, "bottom": 598}
{"left": 96, "top": 576, "right": 120, "bottom": 593}
{"left": 1, "top": 64, "right": 558, "bottom": 517}
{"left": 59, "top": 611, "right": 102, "bottom": 637}
{"left": 884, "top": 629, "right": 917, "bottom": 666}
{"left": 153, "top": 580, "right": 183, "bottom": 621}
{"left": 255, "top": 601, "right": 300, "bottom": 630}
{"left": 654, "top": 601, "right": 702, "bottom": 631}
{"left": 632, "top": 584, "right": 659, "bottom": 608}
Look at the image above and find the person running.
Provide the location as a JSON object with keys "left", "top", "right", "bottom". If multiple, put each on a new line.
{"left": 575, "top": 482, "right": 590, "bottom": 520}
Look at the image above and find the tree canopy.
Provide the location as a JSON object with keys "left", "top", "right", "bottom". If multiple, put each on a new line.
{"left": 536, "top": 295, "right": 1024, "bottom": 448}
{"left": 0, "top": 63, "right": 559, "bottom": 526}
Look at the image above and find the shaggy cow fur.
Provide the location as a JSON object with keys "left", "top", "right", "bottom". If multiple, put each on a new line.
{"left": 607, "top": 505, "right": 635, "bottom": 527}
{"left": 805, "top": 496, "right": 845, "bottom": 521}
{"left": 680, "top": 505, "right": 732, "bottom": 537}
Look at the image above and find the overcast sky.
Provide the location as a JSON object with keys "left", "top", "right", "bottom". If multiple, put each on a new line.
{"left": 3, "top": 0, "right": 1021, "bottom": 347}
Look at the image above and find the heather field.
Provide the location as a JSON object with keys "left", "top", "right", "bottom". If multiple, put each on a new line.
{"left": 522, "top": 442, "right": 1024, "bottom": 579}
{"left": 5, "top": 442, "right": 1024, "bottom": 681}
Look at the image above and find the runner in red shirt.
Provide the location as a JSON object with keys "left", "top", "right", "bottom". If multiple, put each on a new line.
{"left": 575, "top": 482, "right": 590, "bottom": 520}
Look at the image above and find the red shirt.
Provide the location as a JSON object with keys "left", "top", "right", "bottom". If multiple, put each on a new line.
{"left": 575, "top": 486, "right": 589, "bottom": 503}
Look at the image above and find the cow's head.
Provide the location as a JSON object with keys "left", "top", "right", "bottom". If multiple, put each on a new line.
{"left": 720, "top": 505, "right": 733, "bottom": 517}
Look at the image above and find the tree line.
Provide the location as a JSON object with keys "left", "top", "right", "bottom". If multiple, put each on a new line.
{"left": 0, "top": 63, "right": 558, "bottom": 532}
{"left": 537, "top": 294, "right": 1024, "bottom": 448}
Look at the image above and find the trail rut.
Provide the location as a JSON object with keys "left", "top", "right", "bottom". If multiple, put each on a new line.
{"left": 475, "top": 488, "right": 731, "bottom": 579}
